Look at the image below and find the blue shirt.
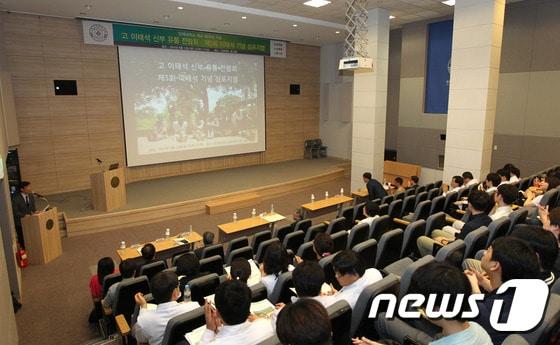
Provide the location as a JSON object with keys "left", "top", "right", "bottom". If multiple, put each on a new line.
{"left": 430, "top": 322, "right": 493, "bottom": 345}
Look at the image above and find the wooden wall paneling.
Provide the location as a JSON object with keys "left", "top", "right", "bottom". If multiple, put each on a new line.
{"left": 14, "top": 97, "right": 50, "bottom": 118}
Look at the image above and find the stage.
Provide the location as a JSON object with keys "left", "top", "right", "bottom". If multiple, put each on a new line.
{"left": 46, "top": 158, "right": 350, "bottom": 236}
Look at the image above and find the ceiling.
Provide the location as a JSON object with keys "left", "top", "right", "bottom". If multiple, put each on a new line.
{"left": 0, "top": 0, "right": 522, "bottom": 46}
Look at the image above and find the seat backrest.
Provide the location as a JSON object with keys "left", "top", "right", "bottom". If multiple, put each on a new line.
{"left": 519, "top": 177, "right": 531, "bottom": 191}
{"left": 414, "top": 192, "right": 428, "bottom": 209}
{"left": 398, "top": 255, "right": 435, "bottom": 299}
{"left": 225, "top": 236, "right": 249, "bottom": 259}
{"left": 273, "top": 224, "right": 293, "bottom": 243}
{"left": 294, "top": 219, "right": 312, "bottom": 233}
{"left": 347, "top": 222, "right": 369, "bottom": 249}
{"left": 424, "top": 212, "right": 446, "bottom": 236}
{"left": 331, "top": 230, "right": 348, "bottom": 253}
{"left": 327, "top": 300, "right": 353, "bottom": 345}
{"left": 507, "top": 208, "right": 529, "bottom": 235}
{"left": 114, "top": 276, "right": 151, "bottom": 322}
{"left": 352, "top": 239, "right": 377, "bottom": 269}
{"left": 434, "top": 180, "right": 443, "bottom": 188}
{"left": 354, "top": 202, "right": 367, "bottom": 222}
{"left": 282, "top": 230, "right": 305, "bottom": 253}
{"left": 172, "top": 251, "right": 192, "bottom": 267}
{"left": 411, "top": 200, "right": 432, "bottom": 222}
{"left": 400, "top": 220, "right": 426, "bottom": 258}
{"left": 200, "top": 244, "right": 224, "bottom": 260}
{"left": 427, "top": 188, "right": 440, "bottom": 200}
{"left": 394, "top": 191, "right": 405, "bottom": 200}
{"left": 457, "top": 186, "right": 470, "bottom": 200}
{"left": 250, "top": 282, "right": 268, "bottom": 302}
{"left": 378, "top": 203, "right": 388, "bottom": 216}
{"left": 255, "top": 238, "right": 280, "bottom": 264}
{"left": 429, "top": 195, "right": 446, "bottom": 215}
{"left": 486, "top": 217, "right": 512, "bottom": 247}
{"left": 304, "top": 223, "right": 327, "bottom": 243}
{"left": 387, "top": 199, "right": 403, "bottom": 219}
{"left": 404, "top": 188, "right": 416, "bottom": 198}
{"left": 189, "top": 273, "right": 220, "bottom": 305}
{"left": 521, "top": 293, "right": 560, "bottom": 345}
{"left": 463, "top": 226, "right": 489, "bottom": 260}
{"left": 139, "top": 260, "right": 167, "bottom": 281}
{"left": 381, "top": 195, "right": 394, "bottom": 205}
{"left": 425, "top": 183, "right": 435, "bottom": 192}
{"left": 351, "top": 274, "right": 400, "bottom": 338}
{"left": 226, "top": 246, "right": 253, "bottom": 266}
{"left": 435, "top": 239, "right": 466, "bottom": 267}
{"left": 251, "top": 230, "right": 272, "bottom": 254}
{"left": 319, "top": 253, "right": 340, "bottom": 290}
{"left": 267, "top": 271, "right": 295, "bottom": 304}
{"left": 416, "top": 185, "right": 427, "bottom": 194}
{"left": 375, "top": 229, "right": 404, "bottom": 269}
{"left": 102, "top": 272, "right": 122, "bottom": 297}
{"left": 161, "top": 306, "right": 205, "bottom": 345}
{"left": 401, "top": 195, "right": 416, "bottom": 217}
{"left": 368, "top": 215, "right": 392, "bottom": 241}
{"left": 296, "top": 241, "right": 316, "bottom": 261}
{"left": 340, "top": 206, "right": 355, "bottom": 229}
{"left": 327, "top": 217, "right": 348, "bottom": 235}
{"left": 443, "top": 191, "right": 458, "bottom": 213}
{"left": 199, "top": 255, "right": 225, "bottom": 276}
{"left": 540, "top": 189, "right": 559, "bottom": 208}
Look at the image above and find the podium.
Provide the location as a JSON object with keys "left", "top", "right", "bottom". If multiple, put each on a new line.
{"left": 90, "top": 167, "right": 127, "bottom": 211}
{"left": 22, "top": 207, "right": 63, "bottom": 265}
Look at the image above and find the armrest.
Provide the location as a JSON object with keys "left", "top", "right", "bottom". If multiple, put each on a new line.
{"left": 323, "top": 220, "right": 330, "bottom": 225}
{"left": 445, "top": 215, "right": 458, "bottom": 224}
{"left": 456, "top": 209, "right": 466, "bottom": 215}
{"left": 102, "top": 304, "right": 113, "bottom": 316}
{"left": 393, "top": 218, "right": 411, "bottom": 226}
{"left": 512, "top": 204, "right": 520, "bottom": 210}
{"left": 115, "top": 314, "right": 131, "bottom": 337}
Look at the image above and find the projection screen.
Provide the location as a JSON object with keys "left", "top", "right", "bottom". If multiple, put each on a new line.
{"left": 118, "top": 46, "right": 266, "bottom": 167}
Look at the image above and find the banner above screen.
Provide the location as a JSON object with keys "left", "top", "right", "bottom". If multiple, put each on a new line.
{"left": 82, "top": 20, "right": 287, "bottom": 58}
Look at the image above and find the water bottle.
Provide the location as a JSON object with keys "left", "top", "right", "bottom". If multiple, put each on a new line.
{"left": 251, "top": 208, "right": 256, "bottom": 218}
{"left": 340, "top": 188, "right": 344, "bottom": 196}
{"left": 165, "top": 228, "right": 170, "bottom": 239}
{"left": 270, "top": 204, "right": 274, "bottom": 213}
{"left": 188, "top": 224, "right": 193, "bottom": 235}
{"left": 325, "top": 191, "right": 329, "bottom": 199}
{"left": 183, "top": 284, "right": 192, "bottom": 302}
{"left": 120, "top": 241, "right": 126, "bottom": 249}
{"left": 311, "top": 194, "right": 315, "bottom": 203}
{"left": 233, "top": 212, "right": 238, "bottom": 222}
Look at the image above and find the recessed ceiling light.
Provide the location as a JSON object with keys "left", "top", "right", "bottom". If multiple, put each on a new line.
{"left": 163, "top": 15, "right": 170, "bottom": 20}
{"left": 153, "top": 20, "right": 160, "bottom": 24}
{"left": 442, "top": 0, "right": 455, "bottom": 6}
{"left": 224, "top": 22, "right": 231, "bottom": 26}
{"left": 177, "top": 6, "right": 184, "bottom": 10}
{"left": 335, "top": 31, "right": 340, "bottom": 34}
{"left": 241, "top": 16, "right": 247, "bottom": 19}
{"left": 303, "top": 0, "right": 331, "bottom": 8}
{"left": 389, "top": 15, "right": 396, "bottom": 19}
{"left": 292, "top": 24, "right": 298, "bottom": 28}
{"left": 84, "top": 4, "right": 92, "bottom": 10}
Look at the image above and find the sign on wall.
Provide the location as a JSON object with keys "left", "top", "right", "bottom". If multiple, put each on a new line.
{"left": 82, "top": 20, "right": 286, "bottom": 57}
{"left": 424, "top": 20, "right": 453, "bottom": 114}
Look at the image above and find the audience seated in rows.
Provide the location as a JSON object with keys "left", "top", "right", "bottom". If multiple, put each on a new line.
{"left": 195, "top": 232, "right": 215, "bottom": 259}
{"left": 295, "top": 232, "right": 334, "bottom": 264}
{"left": 442, "top": 176, "right": 463, "bottom": 196}
{"left": 276, "top": 299, "right": 332, "bottom": 345}
{"left": 359, "top": 202, "right": 380, "bottom": 227}
{"left": 132, "top": 271, "right": 199, "bottom": 345}
{"left": 260, "top": 243, "right": 290, "bottom": 296}
{"left": 291, "top": 261, "right": 336, "bottom": 308}
{"left": 524, "top": 176, "right": 560, "bottom": 206}
{"left": 102, "top": 259, "right": 136, "bottom": 312}
{"left": 462, "top": 171, "right": 479, "bottom": 188}
{"left": 200, "top": 280, "right": 274, "bottom": 344}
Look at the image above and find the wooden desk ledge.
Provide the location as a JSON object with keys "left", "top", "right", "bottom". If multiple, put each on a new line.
{"left": 393, "top": 218, "right": 411, "bottom": 226}
{"left": 115, "top": 314, "right": 131, "bottom": 336}
{"left": 206, "top": 193, "right": 261, "bottom": 215}
{"left": 445, "top": 215, "right": 458, "bottom": 224}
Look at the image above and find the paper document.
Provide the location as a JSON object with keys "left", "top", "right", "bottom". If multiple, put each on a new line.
{"left": 261, "top": 213, "right": 285, "bottom": 222}
{"left": 184, "top": 324, "right": 206, "bottom": 345}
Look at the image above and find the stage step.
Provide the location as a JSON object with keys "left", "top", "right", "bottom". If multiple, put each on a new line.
{"left": 58, "top": 212, "right": 68, "bottom": 238}
{"left": 206, "top": 193, "right": 261, "bottom": 215}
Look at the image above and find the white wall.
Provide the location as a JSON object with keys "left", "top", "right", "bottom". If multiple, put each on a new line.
{"left": 319, "top": 43, "right": 353, "bottom": 159}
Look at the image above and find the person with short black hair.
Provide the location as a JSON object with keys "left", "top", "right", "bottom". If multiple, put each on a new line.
{"left": 363, "top": 172, "right": 387, "bottom": 201}
{"left": 176, "top": 253, "right": 206, "bottom": 301}
{"left": 133, "top": 271, "right": 199, "bottom": 345}
{"left": 359, "top": 201, "right": 380, "bottom": 227}
{"left": 200, "top": 280, "right": 274, "bottom": 344}
{"left": 524, "top": 176, "right": 560, "bottom": 207}
{"left": 508, "top": 165, "right": 521, "bottom": 183}
{"left": 292, "top": 261, "right": 336, "bottom": 308}
{"left": 496, "top": 168, "right": 511, "bottom": 186}
{"left": 462, "top": 171, "right": 479, "bottom": 187}
{"left": 483, "top": 172, "right": 501, "bottom": 194}
{"left": 229, "top": 257, "right": 251, "bottom": 283}
{"left": 195, "top": 231, "right": 215, "bottom": 259}
{"left": 11, "top": 180, "right": 37, "bottom": 249}
{"left": 442, "top": 175, "right": 463, "bottom": 196}
{"left": 393, "top": 177, "right": 405, "bottom": 193}
{"left": 276, "top": 299, "right": 332, "bottom": 345}
{"left": 409, "top": 175, "right": 419, "bottom": 188}
{"left": 489, "top": 183, "right": 517, "bottom": 220}
{"left": 138, "top": 243, "right": 156, "bottom": 268}
{"left": 313, "top": 233, "right": 334, "bottom": 260}
{"left": 102, "top": 259, "right": 137, "bottom": 312}
{"left": 260, "top": 243, "right": 290, "bottom": 296}
{"left": 539, "top": 205, "right": 560, "bottom": 240}
{"left": 464, "top": 237, "right": 540, "bottom": 344}
{"left": 332, "top": 250, "right": 382, "bottom": 308}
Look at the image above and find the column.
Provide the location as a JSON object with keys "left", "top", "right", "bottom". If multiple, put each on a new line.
{"left": 350, "top": 8, "right": 390, "bottom": 191}
{"left": 443, "top": 0, "right": 506, "bottom": 182}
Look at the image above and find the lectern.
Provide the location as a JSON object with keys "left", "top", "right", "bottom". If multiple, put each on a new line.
{"left": 90, "top": 167, "right": 127, "bottom": 211}
{"left": 21, "top": 207, "right": 63, "bottom": 265}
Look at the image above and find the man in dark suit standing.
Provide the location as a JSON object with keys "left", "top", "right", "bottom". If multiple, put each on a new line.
{"left": 11, "top": 181, "right": 37, "bottom": 249}
{"left": 362, "top": 172, "right": 387, "bottom": 201}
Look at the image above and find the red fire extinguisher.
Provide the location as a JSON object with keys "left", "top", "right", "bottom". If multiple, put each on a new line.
{"left": 16, "top": 247, "right": 28, "bottom": 268}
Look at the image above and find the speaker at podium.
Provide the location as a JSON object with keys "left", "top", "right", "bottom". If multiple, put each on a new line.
{"left": 21, "top": 207, "right": 63, "bottom": 265}
{"left": 90, "top": 163, "right": 127, "bottom": 212}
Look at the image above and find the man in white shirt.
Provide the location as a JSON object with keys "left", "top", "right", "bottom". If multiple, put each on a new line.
{"left": 359, "top": 202, "right": 380, "bottom": 227}
{"left": 332, "top": 250, "right": 382, "bottom": 309}
{"left": 291, "top": 261, "right": 337, "bottom": 308}
{"left": 462, "top": 171, "right": 479, "bottom": 188}
{"left": 198, "top": 280, "right": 274, "bottom": 344}
{"left": 489, "top": 184, "right": 517, "bottom": 221}
{"left": 483, "top": 173, "right": 500, "bottom": 195}
{"left": 132, "top": 271, "right": 199, "bottom": 345}
{"left": 442, "top": 176, "right": 463, "bottom": 196}
{"left": 497, "top": 168, "right": 511, "bottom": 186}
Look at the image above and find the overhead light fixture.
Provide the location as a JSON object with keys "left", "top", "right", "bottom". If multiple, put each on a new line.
{"left": 303, "top": 0, "right": 331, "bottom": 8}
{"left": 163, "top": 15, "right": 170, "bottom": 20}
{"left": 292, "top": 24, "right": 298, "bottom": 28}
{"left": 177, "top": 6, "right": 184, "bottom": 10}
{"left": 241, "top": 16, "right": 247, "bottom": 19}
{"left": 335, "top": 31, "right": 340, "bottom": 34}
{"left": 389, "top": 15, "right": 396, "bottom": 19}
{"left": 442, "top": 0, "right": 455, "bottom": 6}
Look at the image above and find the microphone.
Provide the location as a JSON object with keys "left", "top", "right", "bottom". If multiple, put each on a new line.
{"left": 96, "top": 158, "right": 103, "bottom": 165}
{"left": 34, "top": 192, "right": 45, "bottom": 199}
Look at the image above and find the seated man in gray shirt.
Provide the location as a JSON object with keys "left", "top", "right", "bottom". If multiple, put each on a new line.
{"left": 101, "top": 259, "right": 136, "bottom": 314}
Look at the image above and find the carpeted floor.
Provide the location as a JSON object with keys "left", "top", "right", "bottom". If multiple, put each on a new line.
{"left": 15, "top": 175, "right": 350, "bottom": 345}
{"left": 45, "top": 158, "right": 348, "bottom": 218}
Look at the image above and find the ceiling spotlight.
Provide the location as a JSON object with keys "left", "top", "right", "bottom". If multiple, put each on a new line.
{"left": 292, "top": 24, "right": 298, "bottom": 27}
{"left": 177, "top": 6, "right": 184, "bottom": 10}
{"left": 389, "top": 15, "right": 396, "bottom": 19}
{"left": 335, "top": 31, "right": 340, "bottom": 34}
{"left": 241, "top": 16, "right": 247, "bottom": 19}
{"left": 303, "top": 0, "right": 331, "bottom": 8}
{"left": 163, "top": 15, "right": 170, "bottom": 20}
{"left": 442, "top": 0, "right": 455, "bottom": 6}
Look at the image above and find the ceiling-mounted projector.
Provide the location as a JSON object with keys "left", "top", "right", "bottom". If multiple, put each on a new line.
{"left": 338, "top": 57, "right": 374, "bottom": 71}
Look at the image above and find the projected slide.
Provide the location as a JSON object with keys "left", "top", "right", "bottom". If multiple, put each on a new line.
{"left": 118, "top": 46, "right": 266, "bottom": 167}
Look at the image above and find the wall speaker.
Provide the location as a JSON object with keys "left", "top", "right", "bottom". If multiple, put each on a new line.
{"left": 290, "top": 84, "right": 300, "bottom": 95}
{"left": 54, "top": 80, "right": 78, "bottom": 96}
